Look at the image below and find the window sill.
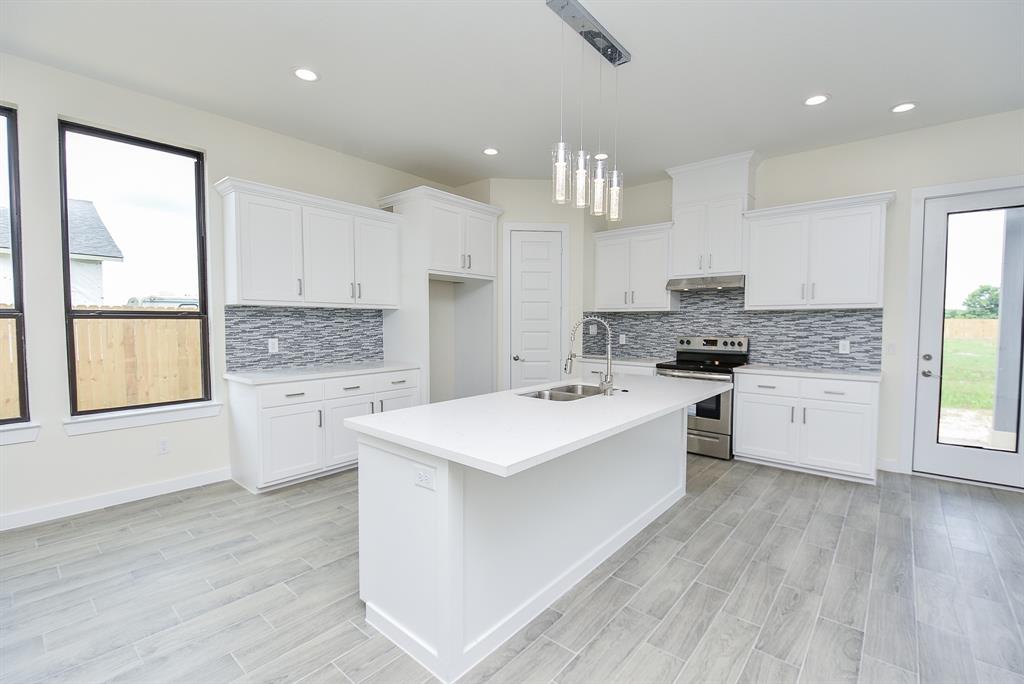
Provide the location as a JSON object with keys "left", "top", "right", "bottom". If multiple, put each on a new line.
{"left": 0, "top": 422, "right": 41, "bottom": 446}
{"left": 63, "top": 401, "right": 223, "bottom": 436}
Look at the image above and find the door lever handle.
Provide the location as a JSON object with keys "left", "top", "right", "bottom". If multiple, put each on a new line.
{"left": 921, "top": 370, "right": 939, "bottom": 378}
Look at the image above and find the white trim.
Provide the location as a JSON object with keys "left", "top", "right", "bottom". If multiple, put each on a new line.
{"left": 0, "top": 422, "right": 41, "bottom": 446}
{"left": 666, "top": 150, "right": 760, "bottom": 177}
{"left": 592, "top": 221, "right": 673, "bottom": 240}
{"left": 0, "top": 467, "right": 230, "bottom": 531}
{"left": 63, "top": 401, "right": 223, "bottom": 436}
{"left": 379, "top": 186, "right": 503, "bottom": 217}
{"left": 213, "top": 176, "right": 400, "bottom": 224}
{"left": 500, "top": 223, "right": 571, "bottom": 391}
{"left": 898, "top": 174, "right": 1024, "bottom": 474}
{"left": 743, "top": 190, "right": 896, "bottom": 220}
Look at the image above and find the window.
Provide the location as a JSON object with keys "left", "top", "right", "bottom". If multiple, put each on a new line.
{"left": 0, "top": 106, "right": 28, "bottom": 424}
{"left": 59, "top": 122, "right": 210, "bottom": 414}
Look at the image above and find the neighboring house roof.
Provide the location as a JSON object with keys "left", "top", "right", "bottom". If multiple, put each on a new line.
{"left": 0, "top": 199, "right": 123, "bottom": 260}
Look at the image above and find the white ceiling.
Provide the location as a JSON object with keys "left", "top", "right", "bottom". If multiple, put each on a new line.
{"left": 2, "top": 1, "right": 1021, "bottom": 187}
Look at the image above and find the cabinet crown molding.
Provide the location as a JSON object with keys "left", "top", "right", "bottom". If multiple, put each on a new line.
{"left": 593, "top": 221, "right": 672, "bottom": 241}
{"left": 665, "top": 150, "right": 760, "bottom": 178}
{"left": 744, "top": 191, "right": 896, "bottom": 220}
{"left": 214, "top": 177, "right": 399, "bottom": 223}
{"left": 378, "top": 185, "right": 503, "bottom": 217}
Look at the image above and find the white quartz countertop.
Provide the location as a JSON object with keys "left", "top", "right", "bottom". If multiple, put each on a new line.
{"left": 224, "top": 361, "right": 418, "bottom": 385}
{"left": 345, "top": 374, "right": 729, "bottom": 477}
{"left": 735, "top": 364, "right": 881, "bottom": 382}
{"left": 580, "top": 356, "right": 668, "bottom": 367}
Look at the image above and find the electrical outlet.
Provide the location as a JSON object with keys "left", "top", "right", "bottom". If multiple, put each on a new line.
{"left": 413, "top": 466, "right": 436, "bottom": 491}
{"left": 619, "top": 334, "right": 626, "bottom": 345}
{"left": 589, "top": 324, "right": 597, "bottom": 335}
{"left": 157, "top": 438, "right": 170, "bottom": 456}
{"left": 838, "top": 340, "right": 851, "bottom": 354}
{"left": 268, "top": 338, "right": 279, "bottom": 354}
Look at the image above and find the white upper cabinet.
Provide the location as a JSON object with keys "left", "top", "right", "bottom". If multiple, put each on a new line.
{"left": 217, "top": 178, "right": 401, "bottom": 309}
{"left": 744, "top": 192, "right": 893, "bottom": 310}
{"left": 380, "top": 187, "right": 501, "bottom": 280}
{"left": 667, "top": 152, "right": 757, "bottom": 278}
{"left": 593, "top": 224, "right": 671, "bottom": 311}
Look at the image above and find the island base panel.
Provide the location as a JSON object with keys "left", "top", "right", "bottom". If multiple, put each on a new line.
{"left": 357, "top": 410, "right": 686, "bottom": 683}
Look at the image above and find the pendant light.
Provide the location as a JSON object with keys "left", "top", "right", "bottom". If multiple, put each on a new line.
{"left": 573, "top": 38, "right": 590, "bottom": 209}
{"left": 551, "top": 24, "right": 570, "bottom": 204}
{"left": 591, "top": 58, "right": 608, "bottom": 216}
{"left": 608, "top": 67, "right": 623, "bottom": 222}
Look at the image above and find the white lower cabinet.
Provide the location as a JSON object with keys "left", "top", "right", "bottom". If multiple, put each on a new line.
{"left": 733, "top": 370, "right": 879, "bottom": 481}
{"left": 226, "top": 366, "right": 420, "bottom": 492}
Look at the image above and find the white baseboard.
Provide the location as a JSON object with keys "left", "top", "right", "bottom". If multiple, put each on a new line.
{"left": 0, "top": 468, "right": 230, "bottom": 531}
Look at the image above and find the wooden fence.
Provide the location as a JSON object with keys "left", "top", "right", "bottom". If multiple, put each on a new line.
{"left": 944, "top": 318, "right": 999, "bottom": 340}
{"left": 0, "top": 317, "right": 20, "bottom": 420}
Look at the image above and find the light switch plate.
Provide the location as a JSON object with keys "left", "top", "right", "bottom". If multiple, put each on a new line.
{"left": 619, "top": 334, "right": 626, "bottom": 345}
{"left": 268, "top": 338, "right": 279, "bottom": 354}
{"left": 414, "top": 465, "right": 436, "bottom": 491}
{"left": 838, "top": 340, "right": 851, "bottom": 354}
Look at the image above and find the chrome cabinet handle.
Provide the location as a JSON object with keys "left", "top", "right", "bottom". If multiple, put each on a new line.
{"left": 285, "top": 392, "right": 305, "bottom": 397}
{"left": 790, "top": 406, "right": 795, "bottom": 423}
{"left": 624, "top": 291, "right": 628, "bottom": 305}
{"left": 823, "top": 390, "right": 845, "bottom": 396}
{"left": 350, "top": 282, "right": 355, "bottom": 299}
{"left": 801, "top": 283, "right": 805, "bottom": 299}
{"left": 379, "top": 399, "right": 384, "bottom": 412}
{"left": 461, "top": 254, "right": 466, "bottom": 269}
{"left": 756, "top": 384, "right": 776, "bottom": 389}
{"left": 391, "top": 379, "right": 407, "bottom": 385}
{"left": 708, "top": 253, "right": 713, "bottom": 270}
{"left": 467, "top": 254, "right": 472, "bottom": 269}
{"left": 631, "top": 291, "right": 636, "bottom": 304}
{"left": 811, "top": 282, "right": 816, "bottom": 299}
{"left": 342, "top": 385, "right": 361, "bottom": 390}
{"left": 370, "top": 401, "right": 375, "bottom": 413}
{"left": 699, "top": 254, "right": 703, "bottom": 270}
{"left": 802, "top": 407, "right": 807, "bottom": 424}
{"left": 297, "top": 278, "right": 303, "bottom": 296}
{"left": 317, "top": 409, "right": 322, "bottom": 427}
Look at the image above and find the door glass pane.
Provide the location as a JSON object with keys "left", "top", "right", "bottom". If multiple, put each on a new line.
{"left": 938, "top": 206, "right": 1024, "bottom": 451}
{"left": 72, "top": 318, "right": 204, "bottom": 412}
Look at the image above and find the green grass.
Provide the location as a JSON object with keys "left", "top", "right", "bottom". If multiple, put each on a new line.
{"left": 939, "top": 337, "right": 998, "bottom": 411}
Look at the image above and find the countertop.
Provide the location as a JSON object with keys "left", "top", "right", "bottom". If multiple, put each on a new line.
{"left": 224, "top": 361, "right": 418, "bottom": 386}
{"left": 734, "top": 364, "right": 881, "bottom": 382}
{"left": 580, "top": 356, "right": 669, "bottom": 367}
{"left": 345, "top": 374, "right": 729, "bottom": 478}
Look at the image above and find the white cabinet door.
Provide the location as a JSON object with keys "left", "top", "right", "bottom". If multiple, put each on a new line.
{"left": 238, "top": 193, "right": 305, "bottom": 303}
{"left": 807, "top": 206, "right": 883, "bottom": 307}
{"left": 377, "top": 388, "right": 418, "bottom": 412}
{"left": 594, "top": 238, "right": 631, "bottom": 309}
{"left": 706, "top": 197, "right": 744, "bottom": 274}
{"left": 745, "top": 215, "right": 809, "bottom": 309}
{"left": 260, "top": 403, "right": 324, "bottom": 484}
{"left": 429, "top": 204, "right": 464, "bottom": 273}
{"left": 463, "top": 211, "right": 496, "bottom": 276}
{"left": 670, "top": 203, "right": 706, "bottom": 277}
{"left": 734, "top": 393, "right": 799, "bottom": 465}
{"left": 798, "top": 399, "right": 874, "bottom": 476}
{"left": 302, "top": 207, "right": 354, "bottom": 305}
{"left": 324, "top": 395, "right": 375, "bottom": 468}
{"left": 628, "top": 232, "right": 670, "bottom": 309}
{"left": 354, "top": 217, "right": 400, "bottom": 306}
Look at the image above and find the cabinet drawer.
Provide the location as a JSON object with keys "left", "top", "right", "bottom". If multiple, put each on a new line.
{"left": 800, "top": 379, "right": 875, "bottom": 404}
{"left": 260, "top": 381, "right": 324, "bottom": 408}
{"left": 324, "top": 376, "right": 375, "bottom": 399}
{"left": 376, "top": 370, "right": 419, "bottom": 391}
{"left": 735, "top": 374, "right": 800, "bottom": 397}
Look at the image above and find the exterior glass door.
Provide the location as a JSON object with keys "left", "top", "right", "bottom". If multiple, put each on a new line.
{"left": 914, "top": 186, "right": 1024, "bottom": 486}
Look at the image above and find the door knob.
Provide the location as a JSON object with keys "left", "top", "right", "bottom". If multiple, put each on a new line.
{"left": 922, "top": 353, "right": 933, "bottom": 361}
{"left": 512, "top": 355, "right": 523, "bottom": 361}
{"left": 921, "top": 370, "right": 934, "bottom": 377}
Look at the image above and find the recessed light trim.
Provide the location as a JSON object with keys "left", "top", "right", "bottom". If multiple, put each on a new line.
{"left": 294, "top": 68, "right": 318, "bottom": 82}
{"left": 804, "top": 94, "right": 829, "bottom": 106}
{"left": 482, "top": 147, "right": 499, "bottom": 156}
{"left": 891, "top": 102, "right": 916, "bottom": 113}
{"left": 594, "top": 152, "right": 609, "bottom": 161}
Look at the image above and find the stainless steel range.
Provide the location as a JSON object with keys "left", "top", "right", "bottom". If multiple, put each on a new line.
{"left": 655, "top": 335, "right": 749, "bottom": 460}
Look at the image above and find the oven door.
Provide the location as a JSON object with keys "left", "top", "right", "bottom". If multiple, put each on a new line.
{"left": 655, "top": 369, "right": 733, "bottom": 434}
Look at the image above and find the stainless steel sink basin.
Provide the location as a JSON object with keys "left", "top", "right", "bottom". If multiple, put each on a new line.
{"left": 518, "top": 384, "right": 606, "bottom": 401}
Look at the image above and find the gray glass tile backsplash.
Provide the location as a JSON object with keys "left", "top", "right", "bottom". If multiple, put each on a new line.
{"left": 582, "top": 289, "right": 882, "bottom": 372}
{"left": 225, "top": 306, "right": 384, "bottom": 371}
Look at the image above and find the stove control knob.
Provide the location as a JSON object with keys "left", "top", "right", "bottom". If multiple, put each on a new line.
{"left": 737, "top": 341, "right": 743, "bottom": 347}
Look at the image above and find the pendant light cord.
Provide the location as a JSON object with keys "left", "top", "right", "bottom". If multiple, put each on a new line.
{"left": 597, "top": 57, "right": 603, "bottom": 154}
{"left": 613, "top": 67, "right": 618, "bottom": 166}
{"left": 559, "top": 23, "right": 564, "bottom": 142}
{"left": 579, "top": 37, "right": 584, "bottom": 148}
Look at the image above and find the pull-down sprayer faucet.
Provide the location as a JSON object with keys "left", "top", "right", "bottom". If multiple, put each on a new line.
{"left": 565, "top": 316, "right": 614, "bottom": 395}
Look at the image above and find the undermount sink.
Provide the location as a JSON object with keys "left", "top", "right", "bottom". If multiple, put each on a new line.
{"left": 519, "top": 384, "right": 606, "bottom": 401}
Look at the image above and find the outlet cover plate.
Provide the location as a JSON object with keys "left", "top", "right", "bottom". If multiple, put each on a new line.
{"left": 838, "top": 340, "right": 851, "bottom": 354}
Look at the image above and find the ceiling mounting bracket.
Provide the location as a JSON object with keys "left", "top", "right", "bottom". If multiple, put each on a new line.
{"left": 546, "top": 0, "right": 631, "bottom": 66}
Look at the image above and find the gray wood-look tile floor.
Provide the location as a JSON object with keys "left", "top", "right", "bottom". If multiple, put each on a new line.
{"left": 4, "top": 458, "right": 1024, "bottom": 683}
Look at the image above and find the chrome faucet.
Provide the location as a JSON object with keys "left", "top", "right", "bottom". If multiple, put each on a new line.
{"left": 565, "top": 316, "right": 614, "bottom": 395}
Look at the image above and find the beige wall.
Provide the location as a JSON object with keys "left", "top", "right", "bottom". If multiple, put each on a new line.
{"left": 0, "top": 53, "right": 447, "bottom": 519}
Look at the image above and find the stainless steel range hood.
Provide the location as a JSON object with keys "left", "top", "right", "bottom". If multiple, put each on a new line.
{"left": 666, "top": 275, "right": 745, "bottom": 291}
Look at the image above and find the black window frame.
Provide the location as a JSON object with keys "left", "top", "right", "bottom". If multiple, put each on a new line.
{"left": 58, "top": 121, "right": 211, "bottom": 416}
{"left": 0, "top": 105, "right": 29, "bottom": 425}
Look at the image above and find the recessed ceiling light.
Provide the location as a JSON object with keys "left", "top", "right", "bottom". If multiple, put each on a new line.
{"left": 891, "top": 102, "right": 916, "bottom": 113}
{"left": 482, "top": 147, "right": 499, "bottom": 156}
{"left": 804, "top": 94, "right": 829, "bottom": 106}
{"left": 294, "top": 68, "right": 318, "bottom": 82}
{"left": 594, "top": 152, "right": 609, "bottom": 160}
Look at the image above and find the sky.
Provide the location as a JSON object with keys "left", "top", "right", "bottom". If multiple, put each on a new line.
{"left": 945, "top": 209, "right": 1008, "bottom": 310}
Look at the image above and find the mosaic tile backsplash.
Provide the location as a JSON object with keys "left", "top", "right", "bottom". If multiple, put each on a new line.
{"left": 583, "top": 289, "right": 883, "bottom": 372}
{"left": 225, "top": 306, "right": 384, "bottom": 371}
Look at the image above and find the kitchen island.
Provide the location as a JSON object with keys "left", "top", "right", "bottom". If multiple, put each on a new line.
{"left": 344, "top": 373, "right": 730, "bottom": 683}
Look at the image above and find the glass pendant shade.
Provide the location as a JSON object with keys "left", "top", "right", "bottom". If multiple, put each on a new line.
{"left": 552, "top": 141, "right": 570, "bottom": 204}
{"left": 591, "top": 157, "right": 608, "bottom": 216}
{"left": 608, "top": 168, "right": 623, "bottom": 222}
{"left": 573, "top": 149, "right": 590, "bottom": 209}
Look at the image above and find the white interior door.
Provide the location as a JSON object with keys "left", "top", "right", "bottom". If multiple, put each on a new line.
{"left": 509, "top": 230, "right": 563, "bottom": 389}
{"left": 914, "top": 187, "right": 1024, "bottom": 486}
